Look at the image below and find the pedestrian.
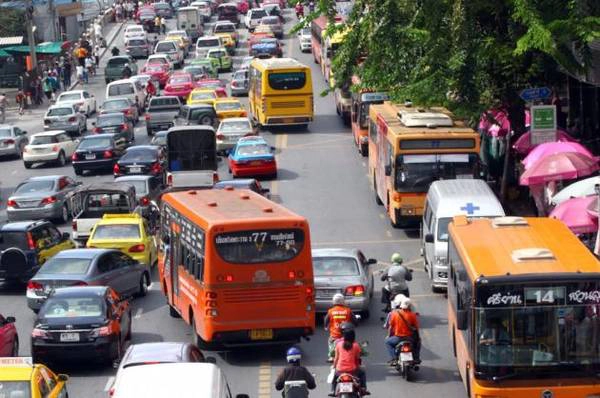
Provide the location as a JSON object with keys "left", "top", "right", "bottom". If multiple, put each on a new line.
{"left": 42, "top": 73, "right": 53, "bottom": 101}
{"left": 76, "top": 64, "right": 85, "bottom": 84}
{"left": 15, "top": 90, "right": 25, "bottom": 115}
{"left": 154, "top": 15, "right": 161, "bottom": 33}
{"left": 116, "top": 2, "right": 123, "bottom": 21}
{"left": 63, "top": 60, "right": 72, "bottom": 88}
{"left": 75, "top": 45, "right": 87, "bottom": 67}
{"left": 85, "top": 55, "right": 95, "bottom": 77}
{"left": 0, "top": 92, "right": 8, "bottom": 123}
{"left": 160, "top": 16, "right": 166, "bottom": 34}
{"left": 94, "top": 45, "right": 100, "bottom": 66}
{"left": 34, "top": 77, "right": 43, "bottom": 105}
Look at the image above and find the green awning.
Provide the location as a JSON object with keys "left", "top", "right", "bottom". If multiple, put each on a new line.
{"left": 0, "top": 49, "right": 11, "bottom": 57}
{"left": 4, "top": 41, "right": 64, "bottom": 55}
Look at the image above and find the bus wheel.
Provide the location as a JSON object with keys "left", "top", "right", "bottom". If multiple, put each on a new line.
{"left": 169, "top": 304, "right": 180, "bottom": 318}
{"left": 452, "top": 327, "right": 457, "bottom": 357}
{"left": 374, "top": 177, "right": 383, "bottom": 205}
{"left": 465, "top": 366, "right": 471, "bottom": 397}
{"left": 359, "top": 143, "right": 368, "bottom": 157}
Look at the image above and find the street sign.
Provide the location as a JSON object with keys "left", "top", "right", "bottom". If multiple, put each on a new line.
{"left": 530, "top": 105, "right": 557, "bottom": 145}
{"left": 519, "top": 87, "right": 552, "bottom": 102}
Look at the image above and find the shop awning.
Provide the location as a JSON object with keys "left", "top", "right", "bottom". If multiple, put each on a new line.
{"left": 0, "top": 49, "right": 11, "bottom": 57}
{"left": 4, "top": 41, "right": 64, "bottom": 55}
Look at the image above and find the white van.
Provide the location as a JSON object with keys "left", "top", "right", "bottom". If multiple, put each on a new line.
{"left": 105, "top": 79, "right": 147, "bottom": 111}
{"left": 111, "top": 362, "right": 249, "bottom": 398}
{"left": 196, "top": 35, "right": 224, "bottom": 58}
{"left": 422, "top": 179, "right": 505, "bottom": 291}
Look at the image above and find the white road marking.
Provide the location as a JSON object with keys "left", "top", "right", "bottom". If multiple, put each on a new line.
{"left": 134, "top": 308, "right": 143, "bottom": 319}
{"left": 11, "top": 170, "right": 17, "bottom": 175}
{"left": 104, "top": 377, "right": 115, "bottom": 392}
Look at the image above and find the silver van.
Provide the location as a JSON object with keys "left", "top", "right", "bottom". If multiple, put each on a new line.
{"left": 422, "top": 179, "right": 505, "bottom": 291}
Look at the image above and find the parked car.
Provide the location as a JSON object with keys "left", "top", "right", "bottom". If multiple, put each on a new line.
{"left": 312, "top": 248, "right": 376, "bottom": 316}
{"left": 100, "top": 98, "right": 140, "bottom": 125}
{"left": 31, "top": 286, "right": 133, "bottom": 366}
{"left": 105, "top": 56, "right": 138, "bottom": 84}
{"left": 113, "top": 145, "right": 166, "bottom": 181}
{"left": 72, "top": 134, "right": 127, "bottom": 175}
{"left": 154, "top": 40, "right": 184, "bottom": 68}
{"left": 0, "top": 313, "right": 18, "bottom": 356}
{"left": 228, "top": 136, "right": 276, "bottom": 178}
{"left": 92, "top": 113, "right": 135, "bottom": 143}
{"left": 6, "top": 175, "right": 80, "bottom": 223}
{"left": 141, "top": 62, "right": 171, "bottom": 88}
{"left": 163, "top": 72, "right": 195, "bottom": 100}
{"left": 55, "top": 90, "right": 97, "bottom": 116}
{"left": 145, "top": 96, "right": 182, "bottom": 135}
{"left": 244, "top": 8, "right": 267, "bottom": 31}
{"left": 206, "top": 48, "right": 232, "bottom": 72}
{"left": 125, "top": 38, "right": 152, "bottom": 58}
{"left": 216, "top": 117, "right": 255, "bottom": 152}
{"left": 213, "top": 178, "right": 270, "bottom": 196}
{"left": 26, "top": 249, "right": 150, "bottom": 312}
{"left": 22, "top": 130, "right": 78, "bottom": 168}
{"left": 0, "top": 125, "right": 28, "bottom": 158}
{"left": 298, "top": 27, "right": 312, "bottom": 52}
{"left": 259, "top": 16, "right": 283, "bottom": 38}
{"left": 115, "top": 175, "right": 163, "bottom": 207}
{"left": 0, "top": 220, "right": 74, "bottom": 284}
{"left": 230, "top": 69, "right": 249, "bottom": 96}
{"left": 43, "top": 105, "right": 86, "bottom": 136}
{"left": 154, "top": 2, "right": 173, "bottom": 18}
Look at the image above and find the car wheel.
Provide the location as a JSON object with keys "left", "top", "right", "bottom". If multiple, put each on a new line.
{"left": 200, "top": 115, "right": 213, "bottom": 126}
{"left": 125, "top": 313, "right": 132, "bottom": 340}
{"left": 11, "top": 336, "right": 18, "bottom": 357}
{"left": 58, "top": 205, "right": 69, "bottom": 224}
{"left": 56, "top": 151, "right": 66, "bottom": 167}
{"left": 74, "top": 168, "right": 83, "bottom": 176}
{"left": 137, "top": 273, "right": 149, "bottom": 297}
{"left": 23, "top": 161, "right": 32, "bottom": 169}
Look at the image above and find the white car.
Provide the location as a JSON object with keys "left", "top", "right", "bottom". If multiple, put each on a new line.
{"left": 191, "top": 0, "right": 211, "bottom": 22}
{"left": 298, "top": 27, "right": 312, "bottom": 52}
{"left": 244, "top": 8, "right": 267, "bottom": 31}
{"left": 154, "top": 40, "right": 184, "bottom": 68}
{"left": 55, "top": 90, "right": 96, "bottom": 116}
{"left": 22, "top": 130, "right": 79, "bottom": 168}
{"left": 124, "top": 25, "right": 147, "bottom": 41}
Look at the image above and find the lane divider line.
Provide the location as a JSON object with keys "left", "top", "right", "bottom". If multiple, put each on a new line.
{"left": 258, "top": 361, "right": 272, "bottom": 398}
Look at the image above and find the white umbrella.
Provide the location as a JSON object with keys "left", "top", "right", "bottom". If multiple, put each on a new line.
{"left": 551, "top": 176, "right": 600, "bottom": 205}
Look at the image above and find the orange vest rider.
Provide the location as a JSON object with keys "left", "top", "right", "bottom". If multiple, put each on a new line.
{"left": 326, "top": 304, "right": 353, "bottom": 339}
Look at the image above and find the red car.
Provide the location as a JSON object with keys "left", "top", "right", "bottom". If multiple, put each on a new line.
{"left": 164, "top": 72, "right": 195, "bottom": 100}
{"left": 0, "top": 313, "right": 18, "bottom": 356}
{"left": 235, "top": 0, "right": 249, "bottom": 14}
{"left": 195, "top": 79, "right": 228, "bottom": 97}
{"left": 141, "top": 63, "right": 170, "bottom": 88}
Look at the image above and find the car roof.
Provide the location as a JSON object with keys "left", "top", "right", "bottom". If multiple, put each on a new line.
{"left": 312, "top": 248, "right": 360, "bottom": 257}
{"left": 22, "top": 175, "right": 63, "bottom": 182}
{"left": 186, "top": 103, "right": 214, "bottom": 109}
{"left": 96, "top": 213, "right": 143, "bottom": 226}
{"left": 82, "top": 133, "right": 114, "bottom": 139}
{"left": 59, "top": 90, "right": 84, "bottom": 95}
{"left": 198, "top": 35, "right": 220, "bottom": 41}
{"left": 98, "top": 112, "right": 125, "bottom": 118}
{"left": 426, "top": 179, "right": 505, "bottom": 218}
{"left": 0, "top": 220, "right": 49, "bottom": 231}
{"left": 215, "top": 98, "right": 240, "bottom": 103}
{"left": 220, "top": 117, "right": 249, "bottom": 123}
{"left": 51, "top": 285, "right": 109, "bottom": 297}
{"left": 115, "top": 175, "right": 154, "bottom": 182}
{"left": 53, "top": 248, "right": 114, "bottom": 258}
{"left": 47, "top": 104, "right": 75, "bottom": 110}
{"left": 237, "top": 136, "right": 267, "bottom": 145}
{"left": 104, "top": 97, "right": 132, "bottom": 103}
{"left": 107, "top": 79, "right": 135, "bottom": 85}
{"left": 31, "top": 130, "right": 67, "bottom": 137}
{"left": 123, "top": 342, "right": 192, "bottom": 366}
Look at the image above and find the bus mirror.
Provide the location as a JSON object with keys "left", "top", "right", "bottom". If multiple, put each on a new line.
{"left": 424, "top": 233, "right": 434, "bottom": 243}
{"left": 456, "top": 309, "right": 468, "bottom": 330}
{"left": 384, "top": 165, "right": 391, "bottom": 176}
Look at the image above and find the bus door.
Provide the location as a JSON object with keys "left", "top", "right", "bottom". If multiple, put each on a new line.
{"left": 375, "top": 117, "right": 390, "bottom": 204}
{"left": 169, "top": 223, "right": 181, "bottom": 306}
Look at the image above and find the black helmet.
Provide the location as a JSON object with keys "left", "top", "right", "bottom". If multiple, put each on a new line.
{"left": 340, "top": 322, "right": 355, "bottom": 340}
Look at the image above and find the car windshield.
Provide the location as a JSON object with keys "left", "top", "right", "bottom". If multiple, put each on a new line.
{"left": 108, "top": 84, "right": 134, "bottom": 96}
{"left": 117, "top": 180, "right": 148, "bottom": 195}
{"left": 41, "top": 296, "right": 104, "bottom": 318}
{"left": 192, "top": 92, "right": 215, "bottom": 100}
{"left": 198, "top": 38, "right": 220, "bottom": 47}
{"left": 30, "top": 135, "right": 59, "bottom": 145}
{"left": 38, "top": 257, "right": 92, "bottom": 275}
{"left": 58, "top": 93, "right": 81, "bottom": 101}
{"left": 394, "top": 154, "right": 477, "bottom": 193}
{"left": 97, "top": 115, "right": 124, "bottom": 126}
{"left": 220, "top": 120, "right": 251, "bottom": 133}
{"left": 156, "top": 42, "right": 176, "bottom": 52}
{"left": 0, "top": 381, "right": 31, "bottom": 398}
{"left": 0, "top": 128, "right": 11, "bottom": 137}
{"left": 151, "top": 134, "right": 167, "bottom": 146}
{"left": 237, "top": 143, "right": 270, "bottom": 156}
{"left": 0, "top": 231, "right": 28, "bottom": 250}
{"left": 313, "top": 256, "right": 359, "bottom": 276}
{"left": 15, "top": 180, "right": 55, "bottom": 194}
{"left": 251, "top": 9, "right": 266, "bottom": 18}
{"left": 123, "top": 148, "right": 157, "bottom": 162}
{"left": 103, "top": 99, "right": 129, "bottom": 110}
{"left": 93, "top": 224, "right": 141, "bottom": 239}
{"left": 215, "top": 25, "right": 234, "bottom": 33}
{"left": 47, "top": 107, "right": 73, "bottom": 116}
{"left": 215, "top": 102, "right": 242, "bottom": 111}
{"left": 78, "top": 137, "right": 112, "bottom": 149}
{"left": 300, "top": 27, "right": 310, "bottom": 36}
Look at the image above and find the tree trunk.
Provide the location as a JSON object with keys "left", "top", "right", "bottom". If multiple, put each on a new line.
{"left": 500, "top": 93, "right": 526, "bottom": 201}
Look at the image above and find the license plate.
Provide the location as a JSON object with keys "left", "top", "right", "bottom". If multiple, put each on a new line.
{"left": 281, "top": 118, "right": 294, "bottom": 124}
{"left": 249, "top": 328, "right": 273, "bottom": 340}
{"left": 60, "top": 332, "right": 80, "bottom": 342}
{"left": 400, "top": 352, "right": 413, "bottom": 361}
{"left": 316, "top": 289, "right": 337, "bottom": 298}
{"left": 338, "top": 383, "right": 353, "bottom": 393}
{"left": 85, "top": 154, "right": 96, "bottom": 160}
{"left": 250, "top": 161, "right": 262, "bottom": 166}
{"left": 130, "top": 166, "right": 142, "bottom": 173}
{"left": 18, "top": 201, "right": 38, "bottom": 208}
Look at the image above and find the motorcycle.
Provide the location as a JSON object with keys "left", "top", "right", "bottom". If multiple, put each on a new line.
{"left": 395, "top": 339, "right": 419, "bottom": 380}
{"left": 333, "top": 373, "right": 363, "bottom": 398}
{"left": 283, "top": 380, "right": 309, "bottom": 398}
{"left": 378, "top": 268, "right": 412, "bottom": 315}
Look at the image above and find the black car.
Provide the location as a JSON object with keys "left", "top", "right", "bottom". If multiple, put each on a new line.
{"left": 31, "top": 286, "right": 132, "bottom": 366}
{"left": 92, "top": 113, "right": 135, "bottom": 143}
{"left": 72, "top": 134, "right": 127, "bottom": 175}
{"left": 0, "top": 220, "right": 72, "bottom": 284}
{"left": 213, "top": 179, "right": 270, "bottom": 197}
{"left": 113, "top": 145, "right": 166, "bottom": 181}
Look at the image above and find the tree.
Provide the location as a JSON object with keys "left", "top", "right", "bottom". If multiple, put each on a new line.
{"left": 0, "top": 8, "right": 26, "bottom": 39}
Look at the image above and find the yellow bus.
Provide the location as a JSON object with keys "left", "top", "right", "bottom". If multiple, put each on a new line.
{"left": 368, "top": 102, "right": 480, "bottom": 227}
{"left": 448, "top": 216, "right": 600, "bottom": 397}
{"left": 248, "top": 58, "right": 314, "bottom": 128}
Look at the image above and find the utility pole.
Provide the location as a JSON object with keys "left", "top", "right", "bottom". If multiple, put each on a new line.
{"left": 25, "top": 0, "right": 37, "bottom": 71}
{"left": 49, "top": 0, "right": 57, "bottom": 41}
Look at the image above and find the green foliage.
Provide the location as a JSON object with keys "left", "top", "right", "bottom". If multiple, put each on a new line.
{"left": 0, "top": 9, "right": 26, "bottom": 39}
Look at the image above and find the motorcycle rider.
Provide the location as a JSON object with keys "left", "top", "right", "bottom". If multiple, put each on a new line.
{"left": 121, "top": 63, "right": 133, "bottom": 79}
{"left": 274, "top": 347, "right": 316, "bottom": 397}
{"left": 324, "top": 293, "right": 356, "bottom": 362}
{"left": 295, "top": 2, "right": 304, "bottom": 18}
{"left": 380, "top": 253, "right": 412, "bottom": 311}
{"left": 385, "top": 297, "right": 421, "bottom": 366}
{"left": 330, "top": 324, "right": 369, "bottom": 396}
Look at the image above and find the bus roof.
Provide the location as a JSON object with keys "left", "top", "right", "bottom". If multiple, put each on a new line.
{"left": 370, "top": 102, "right": 477, "bottom": 136}
{"left": 449, "top": 217, "right": 600, "bottom": 281}
{"left": 162, "top": 188, "right": 306, "bottom": 227}
{"left": 250, "top": 57, "right": 308, "bottom": 71}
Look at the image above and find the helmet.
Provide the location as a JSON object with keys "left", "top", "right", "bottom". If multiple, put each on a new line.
{"left": 286, "top": 347, "right": 302, "bottom": 363}
{"left": 124, "top": 63, "right": 129, "bottom": 67}
{"left": 391, "top": 253, "right": 403, "bottom": 264}
{"left": 340, "top": 322, "right": 355, "bottom": 341}
{"left": 392, "top": 294, "right": 406, "bottom": 309}
{"left": 399, "top": 297, "right": 412, "bottom": 310}
{"left": 332, "top": 293, "right": 345, "bottom": 305}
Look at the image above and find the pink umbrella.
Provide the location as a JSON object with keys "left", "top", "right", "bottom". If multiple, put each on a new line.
{"left": 550, "top": 196, "right": 598, "bottom": 234}
{"left": 519, "top": 152, "right": 600, "bottom": 186}
{"left": 522, "top": 141, "right": 594, "bottom": 169}
{"left": 513, "top": 129, "right": 578, "bottom": 155}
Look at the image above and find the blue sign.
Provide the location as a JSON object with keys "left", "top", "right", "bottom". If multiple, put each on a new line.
{"left": 519, "top": 87, "right": 552, "bottom": 102}
{"left": 460, "top": 203, "right": 480, "bottom": 215}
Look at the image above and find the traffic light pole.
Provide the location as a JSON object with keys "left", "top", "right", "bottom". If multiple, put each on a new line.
{"left": 25, "top": 0, "right": 37, "bottom": 71}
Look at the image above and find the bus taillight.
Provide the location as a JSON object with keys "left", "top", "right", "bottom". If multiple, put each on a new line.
{"left": 217, "top": 274, "right": 234, "bottom": 282}
{"left": 205, "top": 291, "right": 217, "bottom": 299}
{"left": 288, "top": 271, "right": 296, "bottom": 279}
{"left": 205, "top": 309, "right": 218, "bottom": 317}
{"left": 205, "top": 300, "right": 217, "bottom": 308}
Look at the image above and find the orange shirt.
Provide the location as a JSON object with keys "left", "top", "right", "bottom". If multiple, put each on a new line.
{"left": 389, "top": 309, "right": 419, "bottom": 338}
{"left": 335, "top": 340, "right": 361, "bottom": 372}
{"left": 327, "top": 305, "right": 352, "bottom": 338}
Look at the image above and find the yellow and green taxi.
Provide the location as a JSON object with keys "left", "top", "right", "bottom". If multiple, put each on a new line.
{"left": 0, "top": 357, "right": 69, "bottom": 398}
{"left": 214, "top": 33, "right": 236, "bottom": 54}
{"left": 187, "top": 88, "right": 218, "bottom": 106}
{"left": 189, "top": 58, "right": 219, "bottom": 78}
{"left": 206, "top": 48, "right": 232, "bottom": 72}
{"left": 214, "top": 98, "right": 247, "bottom": 120}
{"left": 86, "top": 213, "right": 157, "bottom": 267}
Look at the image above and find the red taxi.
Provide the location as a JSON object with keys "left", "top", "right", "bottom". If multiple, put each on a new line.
{"left": 195, "top": 79, "right": 228, "bottom": 97}
{"left": 141, "top": 63, "right": 170, "bottom": 88}
{"left": 163, "top": 72, "right": 194, "bottom": 100}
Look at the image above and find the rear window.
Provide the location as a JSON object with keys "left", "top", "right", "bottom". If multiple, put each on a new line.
{"left": 108, "top": 58, "right": 129, "bottom": 66}
{"left": 15, "top": 180, "right": 55, "bottom": 194}
{"left": 47, "top": 107, "right": 73, "bottom": 116}
{"left": 97, "top": 114, "right": 125, "bottom": 127}
{"left": 0, "top": 381, "right": 31, "bottom": 398}
{"left": 78, "top": 137, "right": 112, "bottom": 149}
{"left": 122, "top": 148, "right": 158, "bottom": 162}
{"left": 81, "top": 193, "right": 131, "bottom": 218}
{"left": 268, "top": 72, "right": 306, "bottom": 90}
{"left": 220, "top": 120, "right": 251, "bottom": 133}
{"left": 214, "top": 24, "right": 234, "bottom": 33}
{"left": 108, "top": 83, "right": 134, "bottom": 96}
{"left": 127, "top": 39, "right": 146, "bottom": 46}
{"left": 93, "top": 224, "right": 141, "bottom": 239}
{"left": 169, "top": 75, "right": 191, "bottom": 84}
{"left": 31, "top": 135, "right": 59, "bottom": 145}
{"left": 38, "top": 257, "right": 91, "bottom": 275}
{"left": 41, "top": 297, "right": 104, "bottom": 318}
{"left": 117, "top": 180, "right": 148, "bottom": 195}
{"left": 148, "top": 58, "right": 168, "bottom": 65}
{"left": 0, "top": 232, "right": 28, "bottom": 250}
{"left": 215, "top": 229, "right": 305, "bottom": 263}
{"left": 215, "top": 101, "right": 242, "bottom": 111}
{"left": 103, "top": 99, "right": 129, "bottom": 110}
{"left": 150, "top": 97, "right": 180, "bottom": 106}
{"left": 156, "top": 42, "right": 176, "bottom": 52}
{"left": 191, "top": 91, "right": 215, "bottom": 100}
{"left": 251, "top": 9, "right": 266, "bottom": 19}
{"left": 237, "top": 143, "right": 270, "bottom": 156}
{"left": 313, "top": 257, "right": 359, "bottom": 276}
{"left": 197, "top": 38, "right": 220, "bottom": 47}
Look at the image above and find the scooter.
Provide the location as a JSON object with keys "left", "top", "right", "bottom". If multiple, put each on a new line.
{"left": 395, "top": 340, "right": 419, "bottom": 380}
{"left": 284, "top": 380, "right": 309, "bottom": 398}
{"left": 332, "top": 373, "right": 363, "bottom": 398}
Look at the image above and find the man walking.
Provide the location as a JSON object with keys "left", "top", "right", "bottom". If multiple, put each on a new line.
{"left": 0, "top": 93, "right": 8, "bottom": 123}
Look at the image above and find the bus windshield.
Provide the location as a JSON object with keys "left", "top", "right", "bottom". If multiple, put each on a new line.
{"left": 214, "top": 228, "right": 304, "bottom": 264}
{"left": 395, "top": 154, "right": 477, "bottom": 193}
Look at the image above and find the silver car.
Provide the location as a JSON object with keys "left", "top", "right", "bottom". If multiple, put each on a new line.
{"left": 43, "top": 105, "right": 87, "bottom": 136}
{"left": 0, "top": 125, "right": 28, "bottom": 158}
{"left": 6, "top": 175, "right": 81, "bottom": 223}
{"left": 312, "top": 248, "right": 376, "bottom": 316}
{"left": 216, "top": 117, "right": 255, "bottom": 152}
{"left": 230, "top": 69, "right": 249, "bottom": 96}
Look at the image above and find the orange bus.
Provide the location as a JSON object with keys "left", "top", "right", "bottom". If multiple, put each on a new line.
{"left": 368, "top": 102, "right": 480, "bottom": 227}
{"left": 448, "top": 216, "right": 600, "bottom": 397}
{"left": 158, "top": 188, "right": 315, "bottom": 349}
{"left": 310, "top": 16, "right": 327, "bottom": 65}
{"left": 350, "top": 75, "right": 388, "bottom": 156}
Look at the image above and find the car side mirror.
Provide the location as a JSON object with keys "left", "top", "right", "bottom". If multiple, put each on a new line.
{"left": 384, "top": 165, "right": 391, "bottom": 176}
{"left": 424, "top": 233, "right": 434, "bottom": 243}
{"left": 5, "top": 316, "right": 15, "bottom": 323}
{"left": 57, "top": 374, "right": 69, "bottom": 382}
{"left": 456, "top": 309, "right": 468, "bottom": 330}
{"left": 367, "top": 258, "right": 377, "bottom": 265}
{"left": 62, "top": 232, "right": 70, "bottom": 240}
{"left": 205, "top": 356, "right": 217, "bottom": 364}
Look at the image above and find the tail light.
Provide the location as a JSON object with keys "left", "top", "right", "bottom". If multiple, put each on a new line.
{"left": 241, "top": 111, "right": 247, "bottom": 116}
{"left": 51, "top": 145, "right": 59, "bottom": 152}
{"left": 129, "top": 244, "right": 146, "bottom": 253}
{"left": 6, "top": 199, "right": 16, "bottom": 207}
{"left": 40, "top": 196, "right": 57, "bottom": 205}
{"left": 72, "top": 220, "right": 77, "bottom": 231}
{"left": 216, "top": 133, "right": 224, "bottom": 140}
{"left": 145, "top": 114, "right": 151, "bottom": 121}
{"left": 31, "top": 328, "right": 49, "bottom": 338}
{"left": 150, "top": 162, "right": 162, "bottom": 175}
{"left": 166, "top": 173, "right": 173, "bottom": 186}
{"left": 113, "top": 163, "right": 121, "bottom": 175}
{"left": 26, "top": 232, "right": 35, "bottom": 249}
{"left": 27, "top": 280, "right": 43, "bottom": 290}
{"left": 93, "top": 127, "right": 102, "bottom": 133}
{"left": 103, "top": 150, "right": 113, "bottom": 158}
{"left": 72, "top": 152, "right": 79, "bottom": 161}
{"left": 124, "top": 109, "right": 132, "bottom": 116}
{"left": 120, "top": 123, "right": 128, "bottom": 130}
{"left": 401, "top": 343, "right": 412, "bottom": 352}
{"left": 68, "top": 117, "right": 77, "bottom": 122}
{"left": 344, "top": 285, "right": 365, "bottom": 296}
{"left": 216, "top": 274, "right": 234, "bottom": 282}
{"left": 91, "top": 326, "right": 111, "bottom": 337}
{"left": 4, "top": 139, "right": 14, "bottom": 145}
{"left": 288, "top": 271, "right": 296, "bottom": 279}
{"left": 339, "top": 374, "right": 354, "bottom": 383}
{"left": 140, "top": 196, "right": 150, "bottom": 206}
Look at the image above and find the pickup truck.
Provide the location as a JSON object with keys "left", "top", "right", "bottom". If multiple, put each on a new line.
{"left": 145, "top": 96, "right": 182, "bottom": 136}
{"left": 105, "top": 56, "right": 138, "bottom": 84}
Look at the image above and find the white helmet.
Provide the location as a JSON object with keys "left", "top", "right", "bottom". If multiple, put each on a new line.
{"left": 399, "top": 297, "right": 412, "bottom": 310}
{"left": 332, "top": 293, "right": 345, "bottom": 305}
{"left": 392, "top": 294, "right": 406, "bottom": 309}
